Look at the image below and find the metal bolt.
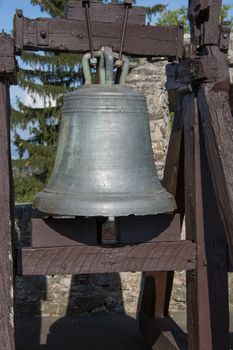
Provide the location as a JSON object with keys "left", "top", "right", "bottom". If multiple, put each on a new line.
{"left": 16, "top": 9, "right": 23, "bottom": 18}
{"left": 15, "top": 45, "right": 21, "bottom": 53}
{"left": 179, "top": 21, "right": 184, "bottom": 29}
{"left": 223, "top": 33, "right": 228, "bottom": 39}
{"left": 40, "top": 30, "right": 47, "bottom": 39}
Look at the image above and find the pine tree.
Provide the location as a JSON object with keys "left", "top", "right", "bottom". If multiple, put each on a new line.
{"left": 12, "top": 0, "right": 167, "bottom": 203}
{"left": 12, "top": 0, "right": 82, "bottom": 203}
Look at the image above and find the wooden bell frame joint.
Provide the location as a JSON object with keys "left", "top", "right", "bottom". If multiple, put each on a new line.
{"left": 0, "top": 1, "right": 232, "bottom": 349}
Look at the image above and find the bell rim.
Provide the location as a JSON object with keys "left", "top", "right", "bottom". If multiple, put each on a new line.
{"left": 33, "top": 190, "right": 177, "bottom": 217}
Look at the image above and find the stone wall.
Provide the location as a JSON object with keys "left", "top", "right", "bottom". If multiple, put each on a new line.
{"left": 15, "top": 35, "right": 233, "bottom": 318}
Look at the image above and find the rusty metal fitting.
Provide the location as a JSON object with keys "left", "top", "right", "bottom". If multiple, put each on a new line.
{"left": 115, "top": 59, "right": 124, "bottom": 68}
{"left": 102, "top": 217, "right": 119, "bottom": 245}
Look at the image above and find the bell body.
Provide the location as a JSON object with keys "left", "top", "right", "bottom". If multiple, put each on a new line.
{"left": 34, "top": 85, "right": 176, "bottom": 216}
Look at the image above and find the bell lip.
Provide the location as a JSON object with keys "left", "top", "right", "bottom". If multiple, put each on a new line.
{"left": 33, "top": 190, "right": 177, "bottom": 217}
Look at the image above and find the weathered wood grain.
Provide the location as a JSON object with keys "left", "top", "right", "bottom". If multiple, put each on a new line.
{"left": 139, "top": 95, "right": 185, "bottom": 347}
{"left": 65, "top": 0, "right": 147, "bottom": 25}
{"left": 31, "top": 214, "right": 180, "bottom": 248}
{"left": 0, "top": 79, "right": 15, "bottom": 350}
{"left": 197, "top": 47, "right": 233, "bottom": 261}
{"left": 184, "top": 93, "right": 213, "bottom": 350}
{"left": 198, "top": 120, "right": 229, "bottom": 350}
{"left": 0, "top": 33, "right": 17, "bottom": 83}
{"left": 18, "top": 241, "right": 196, "bottom": 275}
{"left": 31, "top": 217, "right": 98, "bottom": 247}
{"left": 14, "top": 15, "right": 183, "bottom": 58}
{"left": 188, "top": 0, "right": 221, "bottom": 46}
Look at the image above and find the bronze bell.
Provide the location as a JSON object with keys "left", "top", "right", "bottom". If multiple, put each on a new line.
{"left": 33, "top": 51, "right": 176, "bottom": 217}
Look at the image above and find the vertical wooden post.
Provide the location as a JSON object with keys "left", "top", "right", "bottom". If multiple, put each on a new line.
{"left": 184, "top": 92, "right": 229, "bottom": 349}
{"left": 0, "top": 78, "right": 15, "bottom": 350}
{"left": 139, "top": 96, "right": 186, "bottom": 349}
{"left": 184, "top": 93, "right": 212, "bottom": 349}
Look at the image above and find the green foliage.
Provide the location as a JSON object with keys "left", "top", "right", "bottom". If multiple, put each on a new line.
{"left": 221, "top": 5, "right": 233, "bottom": 27}
{"left": 14, "top": 174, "right": 45, "bottom": 203}
{"left": 145, "top": 4, "right": 167, "bottom": 23}
{"left": 13, "top": 1, "right": 81, "bottom": 203}
{"left": 30, "top": 0, "right": 65, "bottom": 17}
{"left": 157, "top": 6, "right": 189, "bottom": 32}
{"left": 157, "top": 4, "right": 233, "bottom": 32}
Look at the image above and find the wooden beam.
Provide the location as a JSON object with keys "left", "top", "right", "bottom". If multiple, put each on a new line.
{"left": 0, "top": 79, "right": 15, "bottom": 350}
{"left": 197, "top": 46, "right": 233, "bottom": 260}
{"left": 14, "top": 14, "right": 183, "bottom": 58}
{"left": 17, "top": 241, "right": 196, "bottom": 276}
{"left": 31, "top": 214, "right": 180, "bottom": 248}
{"left": 198, "top": 116, "right": 229, "bottom": 350}
{"left": 184, "top": 93, "right": 213, "bottom": 350}
{"left": 0, "top": 33, "right": 17, "bottom": 83}
{"left": 65, "top": 0, "right": 147, "bottom": 25}
{"left": 139, "top": 95, "right": 185, "bottom": 349}
{"left": 188, "top": 0, "right": 222, "bottom": 46}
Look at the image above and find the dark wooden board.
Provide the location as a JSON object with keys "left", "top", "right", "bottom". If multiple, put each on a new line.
{"left": 0, "top": 79, "right": 16, "bottom": 349}
{"left": 0, "top": 33, "right": 17, "bottom": 83}
{"left": 31, "top": 214, "right": 180, "bottom": 248}
{"left": 188, "top": 0, "right": 221, "bottom": 46}
{"left": 197, "top": 47, "right": 233, "bottom": 260}
{"left": 139, "top": 95, "right": 185, "bottom": 346}
{"left": 117, "top": 214, "right": 180, "bottom": 244}
{"left": 184, "top": 93, "right": 213, "bottom": 350}
{"left": 17, "top": 241, "right": 196, "bottom": 276}
{"left": 31, "top": 217, "right": 98, "bottom": 247}
{"left": 198, "top": 119, "right": 229, "bottom": 350}
{"left": 65, "top": 0, "right": 147, "bottom": 25}
{"left": 14, "top": 15, "right": 183, "bottom": 58}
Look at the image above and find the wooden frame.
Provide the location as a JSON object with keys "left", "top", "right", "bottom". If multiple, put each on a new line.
{"left": 0, "top": 0, "right": 232, "bottom": 349}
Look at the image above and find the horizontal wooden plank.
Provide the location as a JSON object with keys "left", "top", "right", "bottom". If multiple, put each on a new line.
{"left": 17, "top": 241, "right": 196, "bottom": 275}
{"left": 31, "top": 214, "right": 180, "bottom": 248}
{"left": 14, "top": 15, "right": 183, "bottom": 57}
{"left": 65, "top": 0, "right": 147, "bottom": 25}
